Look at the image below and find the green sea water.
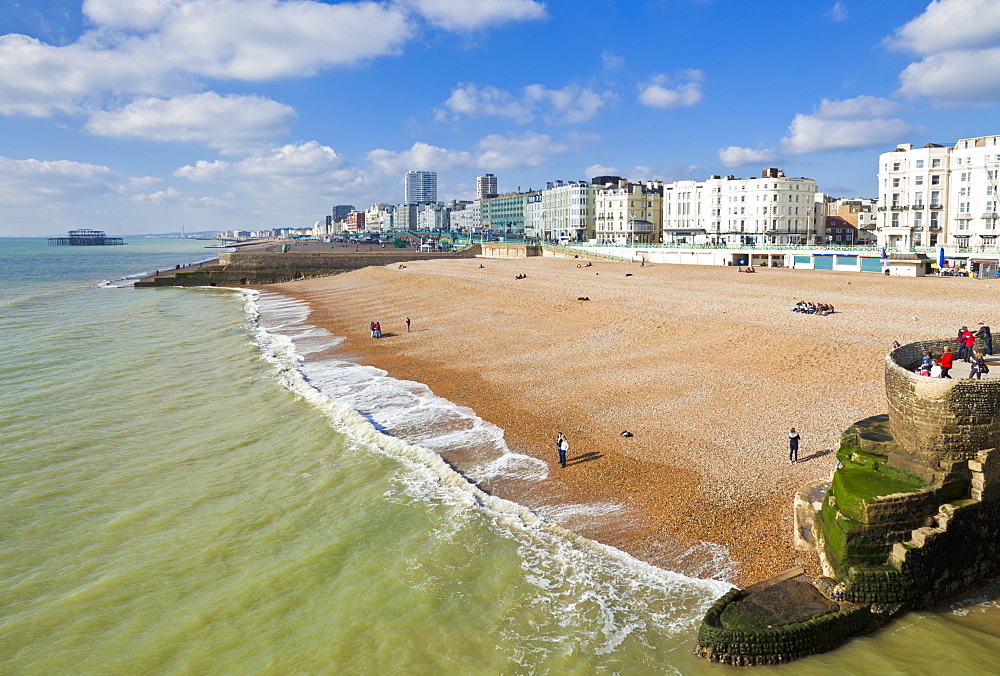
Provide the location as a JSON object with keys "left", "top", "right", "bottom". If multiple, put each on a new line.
{"left": 1, "top": 238, "right": 999, "bottom": 674}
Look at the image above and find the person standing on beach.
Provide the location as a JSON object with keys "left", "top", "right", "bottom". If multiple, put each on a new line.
{"left": 556, "top": 432, "right": 568, "bottom": 468}
{"left": 406, "top": 317, "right": 411, "bottom": 333}
{"left": 788, "top": 428, "right": 801, "bottom": 464}
{"left": 370, "top": 321, "right": 376, "bottom": 338}
{"left": 958, "top": 326, "right": 976, "bottom": 362}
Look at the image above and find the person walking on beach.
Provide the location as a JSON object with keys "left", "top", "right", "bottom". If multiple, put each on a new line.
{"left": 406, "top": 317, "right": 411, "bottom": 333}
{"left": 970, "top": 350, "right": 988, "bottom": 380}
{"left": 977, "top": 321, "right": 993, "bottom": 355}
{"left": 374, "top": 322, "right": 382, "bottom": 339}
{"left": 370, "top": 321, "right": 376, "bottom": 338}
{"left": 938, "top": 346, "right": 955, "bottom": 378}
{"left": 788, "top": 428, "right": 801, "bottom": 464}
{"left": 556, "top": 432, "right": 568, "bottom": 468}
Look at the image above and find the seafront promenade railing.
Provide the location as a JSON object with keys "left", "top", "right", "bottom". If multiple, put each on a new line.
{"left": 563, "top": 242, "right": 1000, "bottom": 255}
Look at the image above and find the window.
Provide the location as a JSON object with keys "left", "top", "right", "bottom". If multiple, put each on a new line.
{"left": 914, "top": 211, "right": 923, "bottom": 228}
{"left": 916, "top": 159, "right": 924, "bottom": 168}
{"left": 961, "top": 172, "right": 969, "bottom": 182}
{"left": 892, "top": 193, "right": 901, "bottom": 207}
{"left": 931, "top": 175, "right": 941, "bottom": 185}
{"left": 892, "top": 213, "right": 900, "bottom": 227}
{"left": 931, "top": 211, "right": 939, "bottom": 227}
{"left": 960, "top": 187, "right": 968, "bottom": 197}
{"left": 915, "top": 175, "right": 923, "bottom": 185}
{"left": 932, "top": 158, "right": 942, "bottom": 168}
{"left": 914, "top": 191, "right": 923, "bottom": 206}
{"left": 959, "top": 202, "right": 969, "bottom": 213}
{"left": 892, "top": 178, "right": 901, "bottom": 188}
{"left": 931, "top": 191, "right": 941, "bottom": 205}
{"left": 893, "top": 162, "right": 900, "bottom": 171}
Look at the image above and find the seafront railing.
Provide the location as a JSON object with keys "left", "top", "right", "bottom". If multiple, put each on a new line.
{"left": 564, "top": 242, "right": 1000, "bottom": 255}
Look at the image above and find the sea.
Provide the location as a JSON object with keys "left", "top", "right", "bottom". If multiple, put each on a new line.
{"left": 1, "top": 237, "right": 999, "bottom": 675}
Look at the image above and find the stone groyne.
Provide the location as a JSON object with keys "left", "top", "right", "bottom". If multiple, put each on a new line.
{"left": 696, "top": 338, "right": 1000, "bottom": 665}
{"left": 135, "top": 246, "right": 482, "bottom": 287}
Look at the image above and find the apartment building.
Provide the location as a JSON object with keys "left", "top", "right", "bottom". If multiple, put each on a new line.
{"left": 877, "top": 137, "right": 1000, "bottom": 249}
{"left": 541, "top": 180, "right": 597, "bottom": 243}
{"left": 595, "top": 179, "right": 663, "bottom": 244}
{"left": 417, "top": 203, "right": 449, "bottom": 231}
{"left": 661, "top": 168, "right": 823, "bottom": 246}
{"left": 477, "top": 173, "right": 498, "bottom": 199}
{"left": 480, "top": 190, "right": 539, "bottom": 237}
{"left": 404, "top": 170, "right": 437, "bottom": 205}
{"left": 365, "top": 203, "right": 394, "bottom": 232}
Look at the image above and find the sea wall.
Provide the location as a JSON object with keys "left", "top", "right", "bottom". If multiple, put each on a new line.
{"left": 136, "top": 246, "right": 481, "bottom": 287}
{"left": 886, "top": 340, "right": 999, "bottom": 467}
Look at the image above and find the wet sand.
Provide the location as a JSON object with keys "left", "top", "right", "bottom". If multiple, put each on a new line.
{"left": 267, "top": 255, "right": 998, "bottom": 585}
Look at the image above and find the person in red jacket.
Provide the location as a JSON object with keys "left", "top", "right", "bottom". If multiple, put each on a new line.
{"left": 938, "top": 347, "right": 955, "bottom": 378}
{"left": 958, "top": 326, "right": 976, "bottom": 362}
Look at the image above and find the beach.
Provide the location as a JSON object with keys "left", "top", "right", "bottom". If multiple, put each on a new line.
{"left": 269, "top": 256, "right": 998, "bottom": 586}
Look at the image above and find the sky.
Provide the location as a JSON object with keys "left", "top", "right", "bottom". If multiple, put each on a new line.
{"left": 2, "top": 0, "right": 1000, "bottom": 236}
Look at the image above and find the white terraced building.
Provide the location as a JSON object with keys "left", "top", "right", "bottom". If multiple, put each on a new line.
{"left": 661, "top": 168, "right": 825, "bottom": 246}
{"left": 541, "top": 181, "right": 597, "bottom": 243}
{"left": 877, "top": 136, "right": 1000, "bottom": 250}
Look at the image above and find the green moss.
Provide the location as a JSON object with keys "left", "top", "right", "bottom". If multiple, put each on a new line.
{"left": 831, "top": 466, "right": 926, "bottom": 523}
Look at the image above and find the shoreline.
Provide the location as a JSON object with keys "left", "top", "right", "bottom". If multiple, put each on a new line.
{"left": 265, "top": 256, "right": 997, "bottom": 586}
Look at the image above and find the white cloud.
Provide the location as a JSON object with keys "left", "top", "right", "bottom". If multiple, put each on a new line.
{"left": 408, "top": 0, "right": 546, "bottom": 31}
{"left": 781, "top": 96, "right": 912, "bottom": 154}
{"left": 637, "top": 70, "right": 703, "bottom": 109}
{"left": 586, "top": 163, "right": 701, "bottom": 182}
{"left": 366, "top": 141, "right": 474, "bottom": 177}
{"left": 176, "top": 141, "right": 359, "bottom": 197}
{"left": 886, "top": 0, "right": 1000, "bottom": 55}
{"left": 0, "top": 1, "right": 413, "bottom": 118}
{"left": 437, "top": 84, "right": 534, "bottom": 123}
{"left": 437, "top": 82, "right": 613, "bottom": 125}
{"left": 0, "top": 156, "right": 119, "bottom": 205}
{"left": 474, "top": 131, "right": 568, "bottom": 169}
{"left": 887, "top": 0, "right": 1000, "bottom": 104}
{"left": 718, "top": 146, "right": 780, "bottom": 168}
{"left": 826, "top": 2, "right": 848, "bottom": 22}
{"left": 85, "top": 92, "right": 296, "bottom": 152}
{"left": 898, "top": 47, "right": 1000, "bottom": 103}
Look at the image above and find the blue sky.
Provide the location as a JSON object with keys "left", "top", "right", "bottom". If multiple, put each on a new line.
{"left": 2, "top": 0, "right": 1000, "bottom": 236}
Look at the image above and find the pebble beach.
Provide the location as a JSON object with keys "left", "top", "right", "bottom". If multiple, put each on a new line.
{"left": 269, "top": 255, "right": 999, "bottom": 586}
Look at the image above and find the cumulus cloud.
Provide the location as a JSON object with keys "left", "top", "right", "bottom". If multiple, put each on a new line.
{"left": 637, "top": 70, "right": 703, "bottom": 109}
{"left": 781, "top": 96, "right": 912, "bottom": 154}
{"left": 176, "top": 141, "right": 359, "bottom": 196}
{"left": 474, "top": 130, "right": 568, "bottom": 169}
{"left": 886, "top": 0, "right": 1000, "bottom": 55}
{"left": 0, "top": 155, "right": 119, "bottom": 204}
{"left": 887, "top": 0, "right": 1000, "bottom": 104}
{"left": 437, "top": 82, "right": 612, "bottom": 125}
{"left": 718, "top": 146, "right": 780, "bottom": 168}
{"left": 85, "top": 92, "right": 296, "bottom": 152}
{"left": 586, "top": 162, "right": 701, "bottom": 182}
{"left": 718, "top": 95, "right": 912, "bottom": 165}
{"left": 408, "top": 0, "right": 546, "bottom": 31}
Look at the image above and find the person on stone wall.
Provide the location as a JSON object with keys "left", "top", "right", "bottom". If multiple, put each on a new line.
{"left": 938, "top": 347, "right": 955, "bottom": 379}
{"left": 958, "top": 326, "right": 976, "bottom": 362}
{"left": 788, "top": 428, "right": 801, "bottom": 464}
{"left": 969, "top": 350, "right": 988, "bottom": 380}
{"left": 977, "top": 321, "right": 993, "bottom": 355}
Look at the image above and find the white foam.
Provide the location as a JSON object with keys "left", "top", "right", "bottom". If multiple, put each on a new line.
{"left": 241, "top": 288, "right": 735, "bottom": 650}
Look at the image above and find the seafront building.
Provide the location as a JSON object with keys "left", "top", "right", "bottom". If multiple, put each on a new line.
{"left": 404, "top": 170, "right": 438, "bottom": 205}
{"left": 449, "top": 200, "right": 480, "bottom": 234}
{"left": 417, "top": 203, "right": 450, "bottom": 231}
{"left": 660, "top": 168, "right": 825, "bottom": 246}
{"left": 476, "top": 173, "right": 498, "bottom": 199}
{"left": 541, "top": 180, "right": 597, "bottom": 243}
{"left": 479, "top": 190, "right": 539, "bottom": 237}
{"left": 365, "top": 203, "right": 394, "bottom": 232}
{"left": 876, "top": 136, "right": 1000, "bottom": 250}
{"left": 595, "top": 179, "right": 664, "bottom": 245}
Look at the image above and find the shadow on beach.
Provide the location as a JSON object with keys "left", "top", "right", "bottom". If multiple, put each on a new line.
{"left": 798, "top": 449, "right": 833, "bottom": 463}
{"left": 566, "top": 452, "right": 603, "bottom": 466}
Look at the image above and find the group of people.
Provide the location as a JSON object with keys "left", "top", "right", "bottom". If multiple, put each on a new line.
{"left": 369, "top": 321, "right": 382, "bottom": 339}
{"left": 514, "top": 273, "right": 527, "bottom": 279}
{"left": 792, "top": 301, "right": 835, "bottom": 315}
{"left": 737, "top": 266, "right": 757, "bottom": 273}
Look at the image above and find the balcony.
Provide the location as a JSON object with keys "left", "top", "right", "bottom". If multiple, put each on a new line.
{"left": 877, "top": 206, "right": 888, "bottom": 212}
{"left": 929, "top": 224, "right": 942, "bottom": 231}
{"left": 983, "top": 212, "right": 999, "bottom": 220}
{"left": 890, "top": 205, "right": 905, "bottom": 211}
{"left": 912, "top": 203, "right": 924, "bottom": 209}
{"left": 956, "top": 213, "right": 973, "bottom": 220}
{"left": 929, "top": 204, "right": 944, "bottom": 210}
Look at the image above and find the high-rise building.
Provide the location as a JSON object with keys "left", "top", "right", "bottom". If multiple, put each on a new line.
{"left": 332, "top": 204, "right": 356, "bottom": 220}
{"left": 477, "top": 173, "right": 498, "bottom": 199}
{"left": 404, "top": 171, "right": 437, "bottom": 205}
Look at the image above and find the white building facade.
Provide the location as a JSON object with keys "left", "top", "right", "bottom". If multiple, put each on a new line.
{"left": 595, "top": 180, "right": 663, "bottom": 245}
{"left": 541, "top": 181, "right": 597, "bottom": 243}
{"left": 661, "top": 169, "right": 823, "bottom": 246}
{"left": 877, "top": 137, "right": 1000, "bottom": 249}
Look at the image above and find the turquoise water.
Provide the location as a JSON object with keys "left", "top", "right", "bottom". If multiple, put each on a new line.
{"left": 1, "top": 237, "right": 999, "bottom": 674}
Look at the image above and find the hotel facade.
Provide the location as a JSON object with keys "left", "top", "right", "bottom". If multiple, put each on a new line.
{"left": 876, "top": 136, "right": 1000, "bottom": 249}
